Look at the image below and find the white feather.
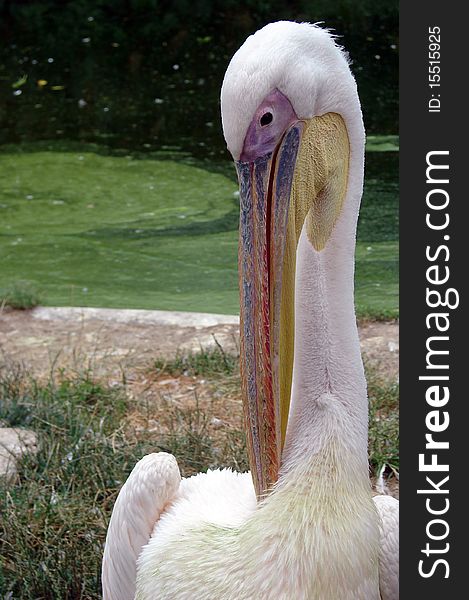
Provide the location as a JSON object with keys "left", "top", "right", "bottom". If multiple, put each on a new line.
{"left": 374, "top": 495, "right": 399, "bottom": 600}
{"left": 102, "top": 453, "right": 180, "bottom": 599}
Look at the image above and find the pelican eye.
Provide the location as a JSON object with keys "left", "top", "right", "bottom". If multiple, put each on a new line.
{"left": 260, "top": 112, "right": 273, "bottom": 126}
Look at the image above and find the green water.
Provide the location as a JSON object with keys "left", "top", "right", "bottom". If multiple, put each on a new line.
{"left": 0, "top": 2, "right": 397, "bottom": 154}
{"left": 0, "top": 2, "right": 398, "bottom": 317}
{"left": 0, "top": 143, "right": 397, "bottom": 317}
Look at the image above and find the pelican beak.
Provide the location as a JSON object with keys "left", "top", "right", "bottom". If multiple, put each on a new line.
{"left": 236, "top": 113, "right": 350, "bottom": 498}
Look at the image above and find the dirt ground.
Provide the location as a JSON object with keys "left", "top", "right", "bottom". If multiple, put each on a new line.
{"left": 0, "top": 306, "right": 398, "bottom": 381}
{"left": 1, "top": 306, "right": 399, "bottom": 497}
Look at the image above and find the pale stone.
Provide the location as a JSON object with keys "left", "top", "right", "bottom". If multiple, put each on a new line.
{"left": 32, "top": 306, "right": 239, "bottom": 328}
{"left": 0, "top": 428, "right": 38, "bottom": 478}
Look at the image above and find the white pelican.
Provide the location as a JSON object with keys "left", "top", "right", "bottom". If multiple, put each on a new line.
{"left": 102, "top": 21, "right": 399, "bottom": 600}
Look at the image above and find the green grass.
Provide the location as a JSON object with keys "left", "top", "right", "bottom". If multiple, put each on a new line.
{"left": 0, "top": 366, "right": 129, "bottom": 598}
{"left": 0, "top": 140, "right": 397, "bottom": 317}
{"left": 367, "top": 366, "right": 399, "bottom": 472}
{"left": 0, "top": 280, "right": 42, "bottom": 310}
{"left": 0, "top": 353, "right": 398, "bottom": 598}
{"left": 154, "top": 344, "right": 238, "bottom": 378}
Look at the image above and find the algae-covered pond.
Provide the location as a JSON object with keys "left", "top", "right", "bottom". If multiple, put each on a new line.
{"left": 0, "top": 141, "right": 397, "bottom": 317}
{"left": 0, "top": 2, "right": 398, "bottom": 318}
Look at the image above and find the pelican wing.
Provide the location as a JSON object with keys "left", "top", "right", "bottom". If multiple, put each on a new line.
{"left": 102, "top": 453, "right": 181, "bottom": 600}
{"left": 374, "top": 495, "right": 399, "bottom": 600}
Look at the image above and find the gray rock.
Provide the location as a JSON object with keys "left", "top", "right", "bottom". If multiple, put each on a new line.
{"left": 32, "top": 306, "right": 239, "bottom": 328}
{"left": 0, "top": 428, "right": 38, "bottom": 478}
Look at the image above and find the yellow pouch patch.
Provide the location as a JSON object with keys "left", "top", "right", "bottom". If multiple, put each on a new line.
{"left": 292, "top": 113, "right": 350, "bottom": 251}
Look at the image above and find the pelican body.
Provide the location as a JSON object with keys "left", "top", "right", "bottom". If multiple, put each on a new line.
{"left": 102, "top": 21, "right": 399, "bottom": 600}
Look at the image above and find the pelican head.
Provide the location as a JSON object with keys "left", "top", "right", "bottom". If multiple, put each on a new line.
{"left": 221, "top": 21, "right": 365, "bottom": 496}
